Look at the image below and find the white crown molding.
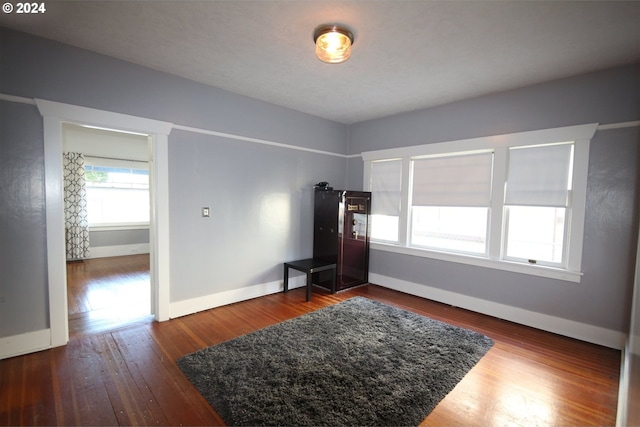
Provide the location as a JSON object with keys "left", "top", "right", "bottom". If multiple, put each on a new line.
{"left": 0, "top": 93, "right": 36, "bottom": 105}
{"left": 172, "top": 124, "right": 348, "bottom": 158}
{"left": 598, "top": 120, "right": 640, "bottom": 131}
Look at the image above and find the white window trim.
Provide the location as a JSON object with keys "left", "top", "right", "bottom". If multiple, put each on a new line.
{"left": 89, "top": 223, "right": 150, "bottom": 232}
{"left": 363, "top": 123, "right": 598, "bottom": 283}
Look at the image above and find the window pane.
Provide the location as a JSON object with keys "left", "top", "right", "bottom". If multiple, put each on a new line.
{"left": 85, "top": 165, "right": 150, "bottom": 225}
{"left": 370, "top": 214, "right": 399, "bottom": 242}
{"left": 411, "top": 206, "right": 488, "bottom": 254}
{"left": 505, "top": 206, "right": 565, "bottom": 264}
{"left": 86, "top": 187, "right": 149, "bottom": 224}
{"left": 85, "top": 165, "right": 149, "bottom": 189}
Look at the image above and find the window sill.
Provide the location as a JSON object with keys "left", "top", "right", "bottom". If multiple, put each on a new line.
{"left": 370, "top": 242, "right": 582, "bottom": 283}
{"left": 89, "top": 223, "right": 149, "bottom": 232}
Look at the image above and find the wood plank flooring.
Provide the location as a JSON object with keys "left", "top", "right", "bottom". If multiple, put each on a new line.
{"left": 66, "top": 255, "right": 153, "bottom": 337}
{"left": 1, "top": 258, "right": 621, "bottom": 426}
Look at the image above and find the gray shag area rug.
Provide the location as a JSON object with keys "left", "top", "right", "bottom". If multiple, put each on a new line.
{"left": 177, "top": 296, "right": 494, "bottom": 426}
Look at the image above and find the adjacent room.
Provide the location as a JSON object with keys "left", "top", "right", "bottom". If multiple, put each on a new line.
{"left": 62, "top": 123, "right": 153, "bottom": 336}
{"left": 0, "top": 1, "right": 638, "bottom": 425}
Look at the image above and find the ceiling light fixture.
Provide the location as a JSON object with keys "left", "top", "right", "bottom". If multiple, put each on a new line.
{"left": 313, "top": 24, "right": 354, "bottom": 64}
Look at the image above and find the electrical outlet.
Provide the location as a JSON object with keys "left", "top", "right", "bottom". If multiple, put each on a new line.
{"left": 202, "top": 207, "right": 210, "bottom": 217}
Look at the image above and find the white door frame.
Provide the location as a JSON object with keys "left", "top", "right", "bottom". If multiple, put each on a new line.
{"left": 37, "top": 99, "right": 172, "bottom": 347}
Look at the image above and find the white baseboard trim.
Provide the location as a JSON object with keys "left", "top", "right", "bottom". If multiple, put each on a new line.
{"left": 170, "top": 275, "right": 307, "bottom": 319}
{"left": 89, "top": 243, "right": 150, "bottom": 259}
{"left": 0, "top": 329, "right": 51, "bottom": 360}
{"left": 371, "top": 273, "right": 626, "bottom": 350}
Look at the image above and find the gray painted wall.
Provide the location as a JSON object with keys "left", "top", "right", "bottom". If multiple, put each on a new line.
{"left": 348, "top": 65, "right": 639, "bottom": 154}
{"left": 168, "top": 130, "right": 345, "bottom": 301}
{"left": 89, "top": 229, "right": 149, "bottom": 248}
{"left": 0, "top": 27, "right": 347, "bottom": 338}
{"left": 0, "top": 101, "right": 49, "bottom": 337}
{"left": 348, "top": 65, "right": 640, "bottom": 333}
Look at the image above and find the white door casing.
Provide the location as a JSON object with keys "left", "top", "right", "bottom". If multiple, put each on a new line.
{"left": 37, "top": 99, "right": 173, "bottom": 347}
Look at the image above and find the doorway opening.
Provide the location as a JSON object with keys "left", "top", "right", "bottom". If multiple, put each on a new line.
{"left": 62, "top": 123, "right": 153, "bottom": 337}
{"left": 40, "top": 98, "right": 171, "bottom": 348}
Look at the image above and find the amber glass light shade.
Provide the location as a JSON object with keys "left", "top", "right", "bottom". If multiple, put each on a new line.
{"left": 314, "top": 25, "right": 354, "bottom": 64}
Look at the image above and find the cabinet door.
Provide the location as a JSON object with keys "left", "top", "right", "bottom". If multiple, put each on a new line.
{"left": 313, "top": 191, "right": 340, "bottom": 262}
{"left": 339, "top": 194, "right": 370, "bottom": 287}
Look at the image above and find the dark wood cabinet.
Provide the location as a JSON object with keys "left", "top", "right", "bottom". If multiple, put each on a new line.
{"left": 313, "top": 189, "right": 371, "bottom": 291}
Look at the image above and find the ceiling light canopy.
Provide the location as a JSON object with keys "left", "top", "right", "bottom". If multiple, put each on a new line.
{"left": 313, "top": 25, "right": 354, "bottom": 64}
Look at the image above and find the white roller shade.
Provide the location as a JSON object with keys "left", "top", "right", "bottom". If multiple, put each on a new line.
{"left": 505, "top": 143, "right": 573, "bottom": 207}
{"left": 411, "top": 152, "right": 493, "bottom": 207}
{"left": 370, "top": 159, "right": 402, "bottom": 216}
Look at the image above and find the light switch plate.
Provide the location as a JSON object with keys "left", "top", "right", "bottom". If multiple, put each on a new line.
{"left": 202, "top": 207, "right": 210, "bottom": 217}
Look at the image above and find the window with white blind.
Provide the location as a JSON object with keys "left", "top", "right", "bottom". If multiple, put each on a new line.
{"left": 363, "top": 123, "right": 598, "bottom": 282}
{"left": 410, "top": 152, "right": 493, "bottom": 255}
{"left": 504, "top": 143, "right": 573, "bottom": 266}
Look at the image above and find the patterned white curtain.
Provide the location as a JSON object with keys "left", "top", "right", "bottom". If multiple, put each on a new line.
{"left": 63, "top": 152, "right": 90, "bottom": 260}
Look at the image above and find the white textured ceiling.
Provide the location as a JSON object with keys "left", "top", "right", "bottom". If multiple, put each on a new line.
{"left": 1, "top": 1, "right": 639, "bottom": 124}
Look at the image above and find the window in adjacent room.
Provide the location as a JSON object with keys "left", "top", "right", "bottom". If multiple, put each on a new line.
{"left": 84, "top": 158, "right": 150, "bottom": 226}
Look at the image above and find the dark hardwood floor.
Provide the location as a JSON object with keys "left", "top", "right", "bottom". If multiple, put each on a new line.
{"left": 0, "top": 256, "right": 621, "bottom": 426}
